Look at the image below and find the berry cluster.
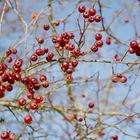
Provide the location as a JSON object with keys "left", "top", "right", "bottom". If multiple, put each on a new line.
{"left": 78, "top": 6, "right": 102, "bottom": 23}
{"left": 91, "top": 33, "right": 103, "bottom": 52}
{"left": 128, "top": 40, "right": 140, "bottom": 56}
{"left": 112, "top": 75, "right": 127, "bottom": 83}
{"left": 0, "top": 131, "right": 16, "bottom": 140}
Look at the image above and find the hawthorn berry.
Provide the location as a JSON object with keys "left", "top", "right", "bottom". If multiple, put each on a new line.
{"left": 119, "top": 76, "right": 127, "bottom": 83}
{"left": 78, "top": 6, "right": 86, "bottom": 13}
{"left": 95, "top": 33, "right": 102, "bottom": 40}
{"left": 40, "top": 75, "right": 47, "bottom": 82}
{"left": 88, "top": 8, "right": 96, "bottom": 16}
{"left": 6, "top": 56, "right": 13, "bottom": 63}
{"left": 94, "top": 15, "right": 102, "bottom": 22}
{"left": 18, "top": 98, "right": 26, "bottom": 106}
{"left": 37, "top": 37, "right": 44, "bottom": 44}
{"left": 1, "top": 131, "right": 10, "bottom": 139}
{"left": 43, "top": 24, "right": 50, "bottom": 31}
{"left": 30, "top": 102, "right": 38, "bottom": 110}
{"left": 30, "top": 54, "right": 38, "bottom": 61}
{"left": 112, "top": 75, "right": 119, "bottom": 83}
{"left": 35, "top": 96, "right": 43, "bottom": 103}
{"left": 24, "top": 115, "right": 32, "bottom": 124}
{"left": 88, "top": 102, "right": 94, "bottom": 108}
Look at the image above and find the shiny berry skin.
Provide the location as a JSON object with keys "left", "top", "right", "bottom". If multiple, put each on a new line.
{"left": 40, "top": 75, "right": 47, "bottom": 82}
{"left": 35, "top": 48, "right": 44, "bottom": 56}
{"left": 30, "top": 102, "right": 38, "bottom": 110}
{"left": 31, "top": 78, "right": 38, "bottom": 85}
{"left": 43, "top": 24, "right": 50, "bottom": 30}
{"left": 30, "top": 54, "right": 38, "bottom": 61}
{"left": 83, "top": 11, "right": 90, "bottom": 18}
{"left": 6, "top": 84, "right": 13, "bottom": 91}
{"left": 88, "top": 8, "right": 96, "bottom": 16}
{"left": 53, "top": 20, "right": 60, "bottom": 26}
{"left": 15, "top": 73, "right": 21, "bottom": 81}
{"left": 6, "top": 49, "right": 12, "bottom": 56}
{"left": 110, "top": 135, "right": 118, "bottom": 140}
{"left": 37, "top": 37, "right": 44, "bottom": 44}
{"left": 130, "top": 40, "right": 138, "bottom": 50}
{"left": 88, "top": 16, "right": 94, "bottom": 23}
{"left": 78, "top": 6, "right": 86, "bottom": 13}
{"left": 120, "top": 76, "right": 127, "bottom": 83}
{"left": 72, "top": 59, "right": 78, "bottom": 67}
{"left": 27, "top": 92, "right": 34, "bottom": 99}
{"left": 13, "top": 67, "right": 21, "bottom": 73}
{"left": 1, "top": 131, "right": 10, "bottom": 139}
{"left": 62, "top": 62, "right": 69, "bottom": 69}
{"left": 24, "top": 115, "right": 32, "bottom": 124}
{"left": 43, "top": 83, "right": 49, "bottom": 88}
{"left": 91, "top": 46, "right": 98, "bottom": 52}
{"left": 18, "top": 98, "right": 26, "bottom": 106}
{"left": 14, "top": 59, "right": 23, "bottom": 68}
{"left": 9, "top": 70, "right": 15, "bottom": 77}
{"left": 124, "top": 18, "right": 129, "bottom": 23}
{"left": 66, "top": 68, "right": 73, "bottom": 74}
{"left": 6, "top": 56, "right": 13, "bottom": 63}
{"left": 8, "top": 76, "right": 15, "bottom": 84}
{"left": 94, "top": 15, "right": 102, "bottom": 22}
{"left": 35, "top": 96, "right": 43, "bottom": 103}
{"left": 12, "top": 48, "right": 17, "bottom": 54}
{"left": 106, "top": 37, "right": 111, "bottom": 45}
{"left": 44, "top": 48, "right": 49, "bottom": 53}
{"left": 88, "top": 102, "right": 94, "bottom": 108}
{"left": 112, "top": 75, "right": 119, "bottom": 83}
{"left": 1, "top": 73, "right": 9, "bottom": 82}
{"left": 95, "top": 33, "right": 102, "bottom": 40}
{"left": 95, "top": 40, "right": 103, "bottom": 47}
{"left": 78, "top": 117, "right": 83, "bottom": 122}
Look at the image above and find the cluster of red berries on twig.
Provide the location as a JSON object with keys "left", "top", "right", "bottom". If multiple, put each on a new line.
{"left": 112, "top": 75, "right": 127, "bottom": 83}
{"left": 78, "top": 6, "right": 102, "bottom": 23}
{"left": 128, "top": 40, "right": 140, "bottom": 56}
{"left": 0, "top": 131, "right": 16, "bottom": 140}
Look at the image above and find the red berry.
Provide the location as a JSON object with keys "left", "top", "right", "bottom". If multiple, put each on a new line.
{"left": 27, "top": 92, "right": 34, "bottom": 99}
{"left": 6, "top": 84, "right": 13, "bottom": 91}
{"left": 18, "top": 98, "right": 26, "bottom": 106}
{"left": 53, "top": 20, "right": 60, "bottom": 26}
{"left": 24, "top": 115, "right": 32, "bottom": 124}
{"left": 83, "top": 11, "right": 90, "bottom": 18}
{"left": 72, "top": 59, "right": 78, "bottom": 67}
{"left": 14, "top": 58, "right": 23, "bottom": 68}
{"left": 112, "top": 75, "right": 119, "bottom": 83}
{"left": 95, "top": 33, "right": 102, "bottom": 40}
{"left": 30, "top": 102, "right": 38, "bottom": 110}
{"left": 88, "top": 8, "right": 96, "bottom": 16}
{"left": 1, "top": 73, "right": 9, "bottom": 82}
{"left": 37, "top": 37, "right": 44, "bottom": 44}
{"left": 30, "top": 54, "right": 38, "bottom": 61}
{"left": 78, "top": 6, "right": 86, "bottom": 13}
{"left": 35, "top": 48, "right": 44, "bottom": 56}
{"left": 124, "top": 18, "right": 129, "bottom": 23}
{"left": 94, "top": 15, "right": 102, "bottom": 22}
{"left": 43, "top": 83, "right": 49, "bottom": 88}
{"left": 15, "top": 73, "right": 21, "bottom": 81}
{"left": 1, "top": 131, "right": 10, "bottom": 139}
{"left": 6, "top": 49, "right": 12, "bottom": 56}
{"left": 88, "top": 16, "right": 94, "bottom": 22}
{"left": 43, "top": 24, "right": 50, "bottom": 30}
{"left": 106, "top": 37, "right": 111, "bottom": 45}
{"left": 31, "top": 78, "right": 38, "bottom": 85}
{"left": 8, "top": 76, "right": 15, "bottom": 84}
{"left": 35, "top": 96, "right": 43, "bottom": 103}
{"left": 44, "top": 48, "right": 49, "bottom": 53}
{"left": 119, "top": 76, "right": 127, "bottom": 83}
{"left": 110, "top": 135, "right": 118, "bottom": 140}
{"left": 6, "top": 56, "right": 13, "bottom": 63}
{"left": 0, "top": 91, "right": 5, "bottom": 98}
{"left": 95, "top": 40, "right": 103, "bottom": 47}
{"left": 88, "top": 102, "right": 94, "bottom": 108}
{"left": 12, "top": 48, "right": 17, "bottom": 54}
{"left": 91, "top": 45, "right": 98, "bottom": 52}
{"left": 130, "top": 40, "right": 138, "bottom": 50}
{"left": 78, "top": 118, "right": 83, "bottom": 122}
{"left": 40, "top": 75, "right": 47, "bottom": 82}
